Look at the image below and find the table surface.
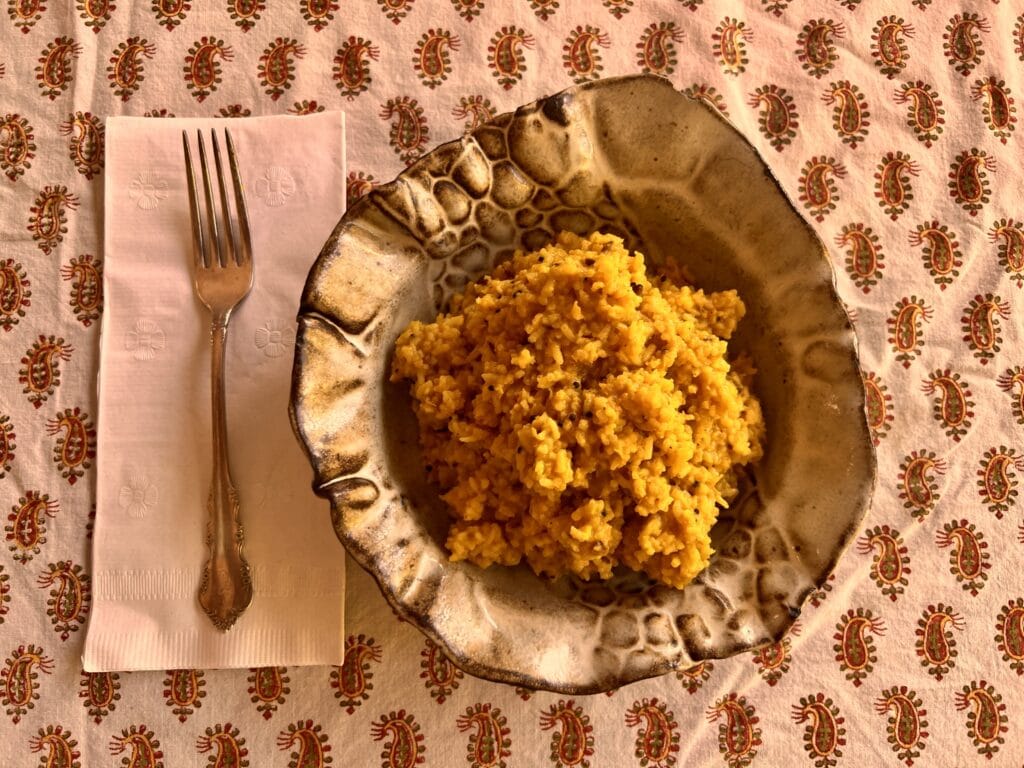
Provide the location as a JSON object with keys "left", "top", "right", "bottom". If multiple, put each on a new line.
{"left": 2, "top": 0, "right": 1023, "bottom": 765}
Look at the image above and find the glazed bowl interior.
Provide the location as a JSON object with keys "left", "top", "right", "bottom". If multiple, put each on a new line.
{"left": 291, "top": 75, "right": 875, "bottom": 693}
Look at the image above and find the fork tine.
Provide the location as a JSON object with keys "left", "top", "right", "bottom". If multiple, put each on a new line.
{"left": 224, "top": 129, "right": 253, "bottom": 266}
{"left": 196, "top": 130, "right": 225, "bottom": 268}
{"left": 209, "top": 129, "right": 237, "bottom": 267}
{"left": 182, "top": 131, "right": 206, "bottom": 270}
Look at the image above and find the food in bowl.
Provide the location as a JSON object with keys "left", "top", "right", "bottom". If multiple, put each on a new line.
{"left": 390, "top": 231, "right": 765, "bottom": 589}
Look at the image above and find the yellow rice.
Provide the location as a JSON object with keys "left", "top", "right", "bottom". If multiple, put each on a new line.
{"left": 390, "top": 231, "right": 765, "bottom": 589}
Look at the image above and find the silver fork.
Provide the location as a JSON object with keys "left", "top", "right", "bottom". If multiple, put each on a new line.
{"left": 183, "top": 128, "right": 254, "bottom": 631}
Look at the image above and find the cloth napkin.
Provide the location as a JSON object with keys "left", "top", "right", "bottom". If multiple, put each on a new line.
{"left": 85, "top": 112, "right": 346, "bottom": 671}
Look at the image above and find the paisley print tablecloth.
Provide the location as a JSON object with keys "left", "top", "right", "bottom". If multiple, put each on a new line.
{"left": 1, "top": 0, "right": 1022, "bottom": 765}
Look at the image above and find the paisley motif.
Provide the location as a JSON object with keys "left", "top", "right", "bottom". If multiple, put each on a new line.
{"left": 874, "top": 687, "right": 928, "bottom": 766}
{"left": 989, "top": 218, "right": 1024, "bottom": 287}
{"left": 915, "top": 603, "right": 963, "bottom": 680}
{"left": 414, "top": 29, "right": 460, "bottom": 89}
{"left": 489, "top": 26, "right": 534, "bottom": 89}
{"left": 28, "top": 723, "right": 80, "bottom": 768}
{"left": 0, "top": 257, "right": 31, "bottom": 332}
{"left": 46, "top": 407, "right": 95, "bottom": 484}
{"left": 456, "top": 703, "right": 511, "bottom": 768}
{"left": 948, "top": 148, "right": 994, "bottom": 216}
{"left": 955, "top": 681, "right": 1006, "bottom": 759}
{"left": 540, "top": 700, "right": 594, "bottom": 768}
{"left": 675, "top": 660, "right": 713, "bottom": 694}
{"left": 1, "top": 644, "right": 54, "bottom": 724}
{"left": 874, "top": 150, "right": 918, "bottom": 220}
{"left": 59, "top": 111, "right": 104, "bottom": 180}
{"left": 748, "top": 84, "right": 799, "bottom": 151}
{"left": 0, "top": 113, "right": 36, "bottom": 181}
{"left": 624, "top": 697, "right": 679, "bottom": 768}
{"left": 795, "top": 18, "right": 844, "bottom": 78}
{"left": 836, "top": 223, "right": 883, "bottom": 292}
{"left": 636, "top": 21, "right": 685, "bottom": 76}
{"left": 370, "top": 709, "right": 426, "bottom": 768}
{"left": 60, "top": 254, "right": 103, "bottom": 327}
{"left": 301, "top": 0, "right": 338, "bottom": 30}
{"left": 108, "top": 725, "right": 164, "bottom": 768}
{"left": 380, "top": 97, "right": 429, "bottom": 165}
{"left": 28, "top": 185, "right": 80, "bottom": 255}
{"left": 376, "top": 0, "right": 412, "bottom": 25}
{"left": 107, "top": 37, "right": 156, "bottom": 102}
{"left": 971, "top": 76, "right": 1015, "bottom": 143}
{"left": 451, "top": 96, "right": 494, "bottom": 133}
{"left": 872, "top": 16, "right": 914, "bottom": 78}
{"left": 823, "top": 81, "right": 868, "bottom": 148}
{"left": 196, "top": 723, "right": 249, "bottom": 768}
{"left": 525, "top": 0, "right": 558, "bottom": 22}
{"left": 227, "top": 0, "right": 264, "bottom": 31}
{"left": 909, "top": 220, "right": 961, "bottom": 289}
{"left": 893, "top": 81, "right": 944, "bottom": 147}
{"left": 79, "top": 670, "right": 121, "bottom": 723}
{"left": 37, "top": 560, "right": 90, "bottom": 640}
{"left": 862, "top": 371, "right": 893, "bottom": 445}
{"left": 713, "top": 17, "right": 752, "bottom": 76}
{"left": 5, "top": 491, "right": 58, "bottom": 564}
{"left": 977, "top": 446, "right": 1022, "bottom": 518}
{"left": 997, "top": 366, "right": 1024, "bottom": 426}
{"left": 944, "top": 13, "right": 988, "bottom": 76}
{"left": 288, "top": 100, "right": 324, "bottom": 115}
{"left": 419, "top": 638, "right": 462, "bottom": 703}
{"left": 449, "top": 0, "right": 483, "bottom": 22}
{"left": 333, "top": 37, "right": 379, "bottom": 100}
{"left": 995, "top": 598, "right": 1024, "bottom": 675}
{"left": 856, "top": 525, "right": 909, "bottom": 601}
{"left": 247, "top": 666, "right": 289, "bottom": 719}
{"left": 332, "top": 633, "right": 382, "bottom": 713}
{"left": 798, "top": 156, "right": 846, "bottom": 222}
{"left": 751, "top": 628, "right": 797, "bottom": 686}
{"left": 183, "top": 37, "right": 234, "bottom": 102}
{"left": 898, "top": 450, "right": 945, "bottom": 522}
{"left": 921, "top": 369, "right": 974, "bottom": 441}
{"left": 259, "top": 37, "right": 306, "bottom": 100}
{"left": 20, "top": 335, "right": 73, "bottom": 408}
{"left": 791, "top": 693, "right": 845, "bottom": 768}
{"left": 832, "top": 608, "right": 885, "bottom": 686}
{"left": 682, "top": 84, "right": 729, "bottom": 118}
{"left": 706, "top": 694, "right": 761, "bottom": 768}
{"left": 562, "top": 25, "right": 610, "bottom": 84}
{"left": 9, "top": 0, "right": 46, "bottom": 33}
{"left": 77, "top": 0, "right": 113, "bottom": 33}
{"left": 960, "top": 293, "right": 1009, "bottom": 364}
{"left": 936, "top": 519, "right": 990, "bottom": 596}
{"left": 36, "top": 36, "right": 83, "bottom": 99}
{"left": 152, "top": 0, "right": 189, "bottom": 31}
{"left": 276, "top": 720, "right": 332, "bottom": 768}
{"left": 163, "top": 668, "right": 206, "bottom": 722}
{"left": 0, "top": 414, "right": 14, "bottom": 478}
{"left": 887, "top": 296, "right": 931, "bottom": 368}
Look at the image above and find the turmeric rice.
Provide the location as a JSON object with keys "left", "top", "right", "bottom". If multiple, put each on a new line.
{"left": 390, "top": 231, "right": 765, "bottom": 589}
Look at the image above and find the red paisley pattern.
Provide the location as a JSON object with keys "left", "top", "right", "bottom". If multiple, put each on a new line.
{"left": 0, "top": 2, "right": 1021, "bottom": 765}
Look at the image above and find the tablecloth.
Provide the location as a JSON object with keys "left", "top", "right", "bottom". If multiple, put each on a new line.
{"left": 1, "top": 1, "right": 1022, "bottom": 765}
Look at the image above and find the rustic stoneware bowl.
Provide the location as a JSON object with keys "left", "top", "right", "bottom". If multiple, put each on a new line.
{"left": 290, "top": 75, "right": 875, "bottom": 693}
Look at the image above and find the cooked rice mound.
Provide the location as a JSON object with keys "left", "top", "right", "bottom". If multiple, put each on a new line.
{"left": 390, "top": 231, "right": 765, "bottom": 589}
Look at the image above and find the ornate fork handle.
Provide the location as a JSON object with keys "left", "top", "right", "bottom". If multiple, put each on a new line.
{"left": 198, "top": 317, "right": 253, "bottom": 630}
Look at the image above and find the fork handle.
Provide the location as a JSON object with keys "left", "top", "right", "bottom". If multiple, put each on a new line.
{"left": 198, "top": 318, "right": 253, "bottom": 631}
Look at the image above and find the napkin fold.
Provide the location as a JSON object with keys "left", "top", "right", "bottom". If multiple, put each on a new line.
{"left": 85, "top": 112, "right": 347, "bottom": 671}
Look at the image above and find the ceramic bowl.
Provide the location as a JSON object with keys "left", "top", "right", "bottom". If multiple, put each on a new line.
{"left": 290, "top": 75, "right": 875, "bottom": 693}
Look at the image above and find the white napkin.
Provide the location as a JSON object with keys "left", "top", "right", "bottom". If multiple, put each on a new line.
{"left": 85, "top": 112, "right": 347, "bottom": 671}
